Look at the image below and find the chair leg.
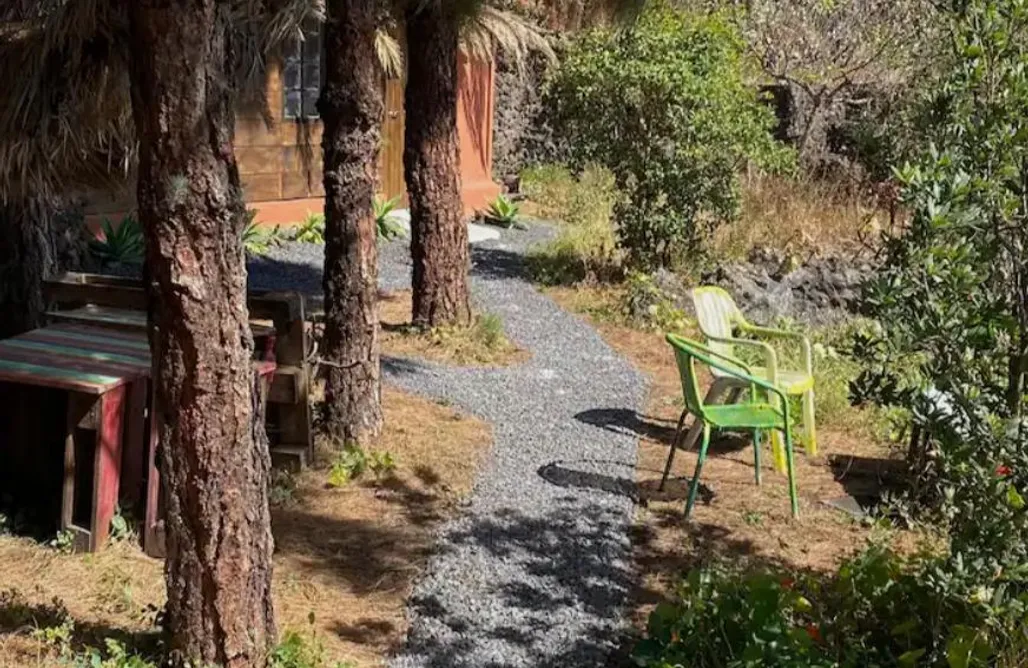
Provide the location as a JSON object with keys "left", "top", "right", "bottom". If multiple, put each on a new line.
{"left": 783, "top": 427, "right": 799, "bottom": 518}
{"left": 752, "top": 429, "right": 762, "bottom": 486}
{"left": 659, "top": 410, "right": 689, "bottom": 492}
{"left": 685, "top": 424, "right": 712, "bottom": 519}
{"left": 802, "top": 389, "right": 818, "bottom": 457}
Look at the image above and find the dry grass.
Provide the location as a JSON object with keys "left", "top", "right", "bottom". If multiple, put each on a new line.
{"left": 545, "top": 286, "right": 915, "bottom": 631}
{"left": 0, "top": 385, "right": 492, "bottom": 667}
{"left": 712, "top": 172, "right": 889, "bottom": 261}
{"left": 379, "top": 290, "right": 528, "bottom": 367}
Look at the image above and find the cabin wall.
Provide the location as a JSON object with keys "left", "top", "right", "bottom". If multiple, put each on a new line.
{"left": 83, "top": 56, "right": 500, "bottom": 227}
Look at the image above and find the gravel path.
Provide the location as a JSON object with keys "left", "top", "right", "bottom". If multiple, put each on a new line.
{"left": 249, "top": 229, "right": 647, "bottom": 667}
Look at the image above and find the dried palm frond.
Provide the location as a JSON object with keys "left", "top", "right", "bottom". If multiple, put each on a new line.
{"left": 375, "top": 27, "right": 404, "bottom": 77}
{"left": 460, "top": 5, "right": 555, "bottom": 69}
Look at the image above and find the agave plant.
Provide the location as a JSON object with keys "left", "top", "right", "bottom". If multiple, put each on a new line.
{"left": 483, "top": 194, "right": 526, "bottom": 229}
{"left": 375, "top": 195, "right": 407, "bottom": 240}
{"left": 89, "top": 215, "right": 144, "bottom": 265}
{"left": 292, "top": 211, "right": 325, "bottom": 244}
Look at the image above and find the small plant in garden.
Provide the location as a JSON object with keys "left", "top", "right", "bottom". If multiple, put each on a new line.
{"left": 242, "top": 209, "right": 284, "bottom": 256}
{"left": 270, "top": 469, "right": 299, "bottom": 506}
{"left": 89, "top": 215, "right": 144, "bottom": 266}
{"left": 327, "top": 445, "right": 395, "bottom": 487}
{"left": 49, "top": 528, "right": 76, "bottom": 554}
{"left": 271, "top": 623, "right": 354, "bottom": 668}
{"left": 374, "top": 196, "right": 406, "bottom": 240}
{"left": 292, "top": 212, "right": 325, "bottom": 244}
{"left": 482, "top": 194, "right": 526, "bottom": 229}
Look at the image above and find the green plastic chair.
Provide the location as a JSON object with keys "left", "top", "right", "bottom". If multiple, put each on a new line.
{"left": 691, "top": 286, "right": 817, "bottom": 471}
{"left": 662, "top": 333, "right": 799, "bottom": 519}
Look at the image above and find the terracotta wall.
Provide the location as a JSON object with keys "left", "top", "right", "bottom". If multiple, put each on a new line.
{"left": 83, "top": 56, "right": 500, "bottom": 227}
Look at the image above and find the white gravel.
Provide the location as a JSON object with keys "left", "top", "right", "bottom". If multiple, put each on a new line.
{"left": 248, "top": 227, "right": 646, "bottom": 667}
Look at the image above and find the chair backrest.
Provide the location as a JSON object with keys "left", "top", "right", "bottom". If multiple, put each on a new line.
{"left": 665, "top": 333, "right": 711, "bottom": 422}
{"left": 691, "top": 286, "right": 743, "bottom": 358}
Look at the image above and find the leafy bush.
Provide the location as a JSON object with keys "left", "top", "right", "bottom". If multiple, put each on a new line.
{"left": 374, "top": 196, "right": 406, "bottom": 240}
{"left": 292, "top": 212, "right": 325, "bottom": 244}
{"left": 635, "top": 540, "right": 1028, "bottom": 668}
{"left": 543, "top": 3, "right": 792, "bottom": 268}
{"left": 90, "top": 215, "right": 144, "bottom": 266}
{"left": 851, "top": 0, "right": 1028, "bottom": 525}
{"left": 482, "top": 194, "right": 525, "bottom": 229}
{"left": 523, "top": 164, "right": 623, "bottom": 284}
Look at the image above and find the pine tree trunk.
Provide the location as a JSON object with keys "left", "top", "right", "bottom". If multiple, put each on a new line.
{"left": 318, "top": 0, "right": 383, "bottom": 446}
{"left": 0, "top": 200, "right": 58, "bottom": 339}
{"left": 126, "top": 2, "right": 275, "bottom": 666}
{"left": 404, "top": 4, "right": 472, "bottom": 328}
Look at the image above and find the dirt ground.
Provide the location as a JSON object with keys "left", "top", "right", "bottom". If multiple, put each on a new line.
{"left": 0, "top": 385, "right": 492, "bottom": 667}
{"left": 544, "top": 286, "right": 910, "bottom": 630}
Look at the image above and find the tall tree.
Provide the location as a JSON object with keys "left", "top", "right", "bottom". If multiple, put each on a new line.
{"left": 319, "top": 0, "right": 385, "bottom": 445}
{"left": 126, "top": 1, "right": 275, "bottom": 665}
{"left": 404, "top": 1, "right": 473, "bottom": 328}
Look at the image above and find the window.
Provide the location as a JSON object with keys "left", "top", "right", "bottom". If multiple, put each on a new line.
{"left": 283, "top": 21, "right": 322, "bottom": 120}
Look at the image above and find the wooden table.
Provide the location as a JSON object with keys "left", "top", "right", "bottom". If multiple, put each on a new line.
{"left": 0, "top": 323, "right": 150, "bottom": 552}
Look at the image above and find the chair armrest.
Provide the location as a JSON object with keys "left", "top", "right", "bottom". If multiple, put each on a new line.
{"left": 739, "top": 323, "right": 813, "bottom": 377}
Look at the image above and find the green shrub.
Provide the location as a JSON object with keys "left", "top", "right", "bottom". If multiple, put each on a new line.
{"left": 90, "top": 215, "right": 144, "bottom": 266}
{"left": 543, "top": 2, "right": 792, "bottom": 269}
{"left": 635, "top": 540, "right": 1028, "bottom": 668}
{"left": 523, "top": 164, "right": 622, "bottom": 284}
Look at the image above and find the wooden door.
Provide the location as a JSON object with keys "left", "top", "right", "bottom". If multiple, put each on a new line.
{"left": 380, "top": 77, "right": 406, "bottom": 203}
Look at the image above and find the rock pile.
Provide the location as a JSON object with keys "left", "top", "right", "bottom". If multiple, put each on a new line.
{"left": 702, "top": 247, "right": 873, "bottom": 326}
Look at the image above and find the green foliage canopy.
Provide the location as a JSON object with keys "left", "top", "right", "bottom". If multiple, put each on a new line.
{"left": 543, "top": 3, "right": 792, "bottom": 269}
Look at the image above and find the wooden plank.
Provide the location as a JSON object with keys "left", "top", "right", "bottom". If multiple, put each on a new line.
{"left": 26, "top": 332, "right": 150, "bottom": 360}
{"left": 46, "top": 273, "right": 303, "bottom": 324}
{"left": 2, "top": 339, "right": 149, "bottom": 367}
{"left": 267, "top": 365, "right": 301, "bottom": 404}
{"left": 120, "top": 380, "right": 149, "bottom": 512}
{"left": 47, "top": 306, "right": 149, "bottom": 332}
{"left": 0, "top": 359, "right": 116, "bottom": 394}
{"left": 92, "top": 385, "right": 126, "bottom": 551}
{"left": 0, "top": 347, "right": 147, "bottom": 384}
{"left": 36, "top": 325, "right": 151, "bottom": 351}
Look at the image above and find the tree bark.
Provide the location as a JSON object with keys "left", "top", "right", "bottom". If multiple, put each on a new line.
{"left": 404, "top": 3, "right": 472, "bottom": 328}
{"left": 318, "top": 0, "right": 384, "bottom": 446}
{"left": 126, "top": 2, "right": 275, "bottom": 666}
{"left": 0, "top": 200, "right": 58, "bottom": 339}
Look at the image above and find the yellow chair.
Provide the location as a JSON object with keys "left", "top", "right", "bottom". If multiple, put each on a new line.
{"left": 688, "top": 286, "right": 817, "bottom": 470}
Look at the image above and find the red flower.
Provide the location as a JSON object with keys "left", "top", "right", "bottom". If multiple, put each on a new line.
{"left": 805, "top": 624, "right": 822, "bottom": 644}
{"left": 780, "top": 577, "right": 795, "bottom": 590}
{"left": 997, "top": 465, "right": 1013, "bottom": 477}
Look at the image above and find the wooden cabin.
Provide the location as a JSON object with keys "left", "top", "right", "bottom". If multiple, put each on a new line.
{"left": 85, "top": 28, "right": 501, "bottom": 225}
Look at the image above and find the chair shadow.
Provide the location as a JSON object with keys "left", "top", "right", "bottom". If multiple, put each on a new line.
{"left": 536, "top": 460, "right": 714, "bottom": 507}
{"left": 575, "top": 407, "right": 754, "bottom": 456}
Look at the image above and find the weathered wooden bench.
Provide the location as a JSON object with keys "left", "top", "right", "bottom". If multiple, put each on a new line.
{"left": 43, "top": 272, "right": 313, "bottom": 469}
{"left": 0, "top": 323, "right": 150, "bottom": 552}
